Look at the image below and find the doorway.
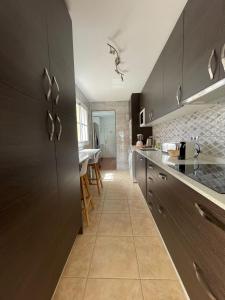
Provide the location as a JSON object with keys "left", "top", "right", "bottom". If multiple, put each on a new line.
{"left": 92, "top": 111, "right": 116, "bottom": 170}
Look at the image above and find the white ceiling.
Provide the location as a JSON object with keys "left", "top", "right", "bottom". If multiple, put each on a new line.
{"left": 66, "top": 0, "right": 187, "bottom": 102}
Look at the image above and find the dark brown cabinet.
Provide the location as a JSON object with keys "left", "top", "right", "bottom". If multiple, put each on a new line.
{"left": 163, "top": 14, "right": 183, "bottom": 113}
{"left": 129, "top": 93, "right": 152, "bottom": 145}
{"left": 0, "top": 0, "right": 49, "bottom": 101}
{"left": 141, "top": 0, "right": 225, "bottom": 123}
{"left": 141, "top": 53, "right": 163, "bottom": 123}
{"left": 143, "top": 156, "right": 225, "bottom": 300}
{"left": 135, "top": 152, "right": 147, "bottom": 199}
{"left": 182, "top": 0, "right": 224, "bottom": 100}
{"left": 0, "top": 1, "right": 82, "bottom": 300}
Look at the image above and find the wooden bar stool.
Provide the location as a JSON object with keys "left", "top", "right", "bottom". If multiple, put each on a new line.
{"left": 88, "top": 151, "right": 103, "bottom": 195}
{"left": 80, "top": 158, "right": 94, "bottom": 225}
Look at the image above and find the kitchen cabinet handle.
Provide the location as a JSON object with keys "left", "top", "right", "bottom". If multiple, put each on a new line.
{"left": 194, "top": 203, "right": 225, "bottom": 233}
{"left": 147, "top": 199, "right": 153, "bottom": 210}
{"left": 47, "top": 111, "right": 54, "bottom": 141}
{"left": 148, "top": 190, "right": 153, "bottom": 197}
{"left": 158, "top": 173, "right": 167, "bottom": 181}
{"left": 193, "top": 262, "right": 217, "bottom": 300}
{"left": 148, "top": 164, "right": 154, "bottom": 170}
{"left": 208, "top": 49, "right": 216, "bottom": 80}
{"left": 221, "top": 43, "right": 225, "bottom": 72}
{"left": 52, "top": 76, "right": 60, "bottom": 104}
{"left": 148, "top": 176, "right": 153, "bottom": 181}
{"left": 149, "top": 111, "right": 153, "bottom": 121}
{"left": 56, "top": 115, "right": 62, "bottom": 141}
{"left": 43, "top": 68, "right": 52, "bottom": 101}
{"left": 157, "top": 204, "right": 166, "bottom": 216}
{"left": 176, "top": 85, "right": 182, "bottom": 106}
{"left": 139, "top": 157, "right": 143, "bottom": 161}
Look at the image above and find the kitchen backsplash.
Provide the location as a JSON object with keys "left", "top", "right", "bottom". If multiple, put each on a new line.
{"left": 153, "top": 104, "right": 225, "bottom": 158}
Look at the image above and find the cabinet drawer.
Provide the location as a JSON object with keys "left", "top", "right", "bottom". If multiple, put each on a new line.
{"left": 147, "top": 191, "right": 216, "bottom": 300}
{"left": 151, "top": 164, "right": 225, "bottom": 299}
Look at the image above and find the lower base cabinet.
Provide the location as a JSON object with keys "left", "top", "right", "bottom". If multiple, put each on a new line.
{"left": 137, "top": 152, "right": 225, "bottom": 300}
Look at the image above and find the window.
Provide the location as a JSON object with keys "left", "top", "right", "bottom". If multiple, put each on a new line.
{"left": 76, "top": 102, "right": 88, "bottom": 144}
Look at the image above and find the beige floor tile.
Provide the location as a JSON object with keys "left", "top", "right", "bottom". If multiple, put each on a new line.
{"left": 63, "top": 236, "right": 95, "bottom": 278}
{"left": 89, "top": 236, "right": 139, "bottom": 279}
{"left": 104, "top": 193, "right": 128, "bottom": 199}
{"left": 98, "top": 213, "right": 133, "bottom": 236}
{"left": 83, "top": 213, "right": 101, "bottom": 236}
{"left": 53, "top": 277, "right": 86, "bottom": 300}
{"left": 103, "top": 199, "right": 129, "bottom": 212}
{"left": 128, "top": 198, "right": 149, "bottom": 213}
{"left": 84, "top": 279, "right": 143, "bottom": 300}
{"left": 91, "top": 198, "right": 104, "bottom": 212}
{"left": 134, "top": 237, "right": 177, "bottom": 280}
{"left": 131, "top": 213, "right": 158, "bottom": 236}
{"left": 141, "top": 280, "right": 186, "bottom": 300}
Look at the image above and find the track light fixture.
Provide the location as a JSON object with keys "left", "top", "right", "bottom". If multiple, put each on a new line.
{"left": 107, "top": 43, "right": 125, "bottom": 82}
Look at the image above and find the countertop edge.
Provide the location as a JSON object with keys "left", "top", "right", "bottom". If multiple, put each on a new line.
{"left": 134, "top": 148, "right": 225, "bottom": 211}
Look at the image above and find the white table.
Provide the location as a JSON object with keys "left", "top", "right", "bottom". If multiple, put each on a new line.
{"left": 79, "top": 148, "right": 101, "bottom": 164}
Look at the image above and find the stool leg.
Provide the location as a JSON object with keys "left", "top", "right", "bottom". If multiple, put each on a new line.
{"left": 94, "top": 164, "right": 101, "bottom": 195}
{"left": 97, "top": 163, "right": 103, "bottom": 188}
{"left": 81, "top": 176, "right": 90, "bottom": 225}
{"left": 84, "top": 174, "right": 94, "bottom": 209}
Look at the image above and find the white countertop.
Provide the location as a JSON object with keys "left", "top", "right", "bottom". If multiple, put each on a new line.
{"left": 133, "top": 147, "right": 225, "bottom": 211}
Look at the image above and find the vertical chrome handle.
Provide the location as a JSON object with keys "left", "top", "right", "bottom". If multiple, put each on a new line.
{"left": 47, "top": 111, "right": 54, "bottom": 141}
{"left": 221, "top": 43, "right": 225, "bottom": 72}
{"left": 43, "top": 68, "right": 52, "bottom": 101}
{"left": 52, "top": 76, "right": 60, "bottom": 105}
{"left": 56, "top": 115, "right": 62, "bottom": 141}
{"left": 193, "top": 262, "right": 217, "bottom": 300}
{"left": 149, "top": 111, "right": 153, "bottom": 121}
{"left": 208, "top": 49, "right": 216, "bottom": 80}
{"left": 176, "top": 85, "right": 182, "bottom": 106}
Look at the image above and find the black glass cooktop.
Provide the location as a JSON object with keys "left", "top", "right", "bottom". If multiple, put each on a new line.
{"left": 169, "top": 164, "right": 225, "bottom": 194}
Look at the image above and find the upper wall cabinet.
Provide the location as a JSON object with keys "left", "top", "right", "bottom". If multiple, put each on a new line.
{"left": 141, "top": 53, "right": 163, "bottom": 124}
{"left": 163, "top": 14, "right": 183, "bottom": 114}
{"left": 0, "top": 0, "right": 49, "bottom": 101}
{"left": 182, "top": 0, "right": 224, "bottom": 100}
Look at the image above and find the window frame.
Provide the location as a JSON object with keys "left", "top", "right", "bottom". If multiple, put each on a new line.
{"left": 76, "top": 100, "right": 89, "bottom": 147}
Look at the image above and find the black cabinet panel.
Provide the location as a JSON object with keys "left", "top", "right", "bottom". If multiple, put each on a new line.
{"left": 0, "top": 0, "right": 49, "bottom": 100}
{"left": 135, "top": 152, "right": 147, "bottom": 199}
{"left": 130, "top": 93, "right": 152, "bottom": 145}
{"left": 0, "top": 82, "right": 60, "bottom": 300}
{"left": 182, "top": 0, "right": 224, "bottom": 100}
{"left": 47, "top": 0, "right": 82, "bottom": 258}
{"left": 163, "top": 14, "right": 183, "bottom": 113}
{"left": 146, "top": 159, "right": 225, "bottom": 300}
{"left": 141, "top": 54, "right": 163, "bottom": 123}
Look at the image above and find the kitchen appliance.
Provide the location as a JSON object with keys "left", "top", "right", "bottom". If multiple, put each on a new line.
{"left": 161, "top": 142, "right": 200, "bottom": 159}
{"left": 169, "top": 163, "right": 225, "bottom": 194}
{"left": 146, "top": 136, "right": 154, "bottom": 147}
{"left": 136, "top": 134, "right": 144, "bottom": 147}
{"left": 179, "top": 142, "right": 200, "bottom": 160}
{"left": 139, "top": 108, "right": 145, "bottom": 126}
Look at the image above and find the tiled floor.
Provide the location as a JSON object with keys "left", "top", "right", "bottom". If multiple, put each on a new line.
{"left": 53, "top": 171, "right": 186, "bottom": 300}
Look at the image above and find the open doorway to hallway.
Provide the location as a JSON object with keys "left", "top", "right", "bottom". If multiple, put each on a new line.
{"left": 92, "top": 111, "right": 116, "bottom": 170}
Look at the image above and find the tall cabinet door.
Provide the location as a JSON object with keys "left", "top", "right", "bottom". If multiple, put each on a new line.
{"left": 182, "top": 0, "right": 224, "bottom": 100}
{"left": 46, "top": 0, "right": 82, "bottom": 260}
{"left": 163, "top": 14, "right": 183, "bottom": 114}
{"left": 0, "top": 0, "right": 50, "bottom": 100}
{"left": 0, "top": 82, "right": 61, "bottom": 300}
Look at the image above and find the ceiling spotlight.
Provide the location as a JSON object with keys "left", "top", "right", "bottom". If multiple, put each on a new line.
{"left": 107, "top": 43, "right": 125, "bottom": 82}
